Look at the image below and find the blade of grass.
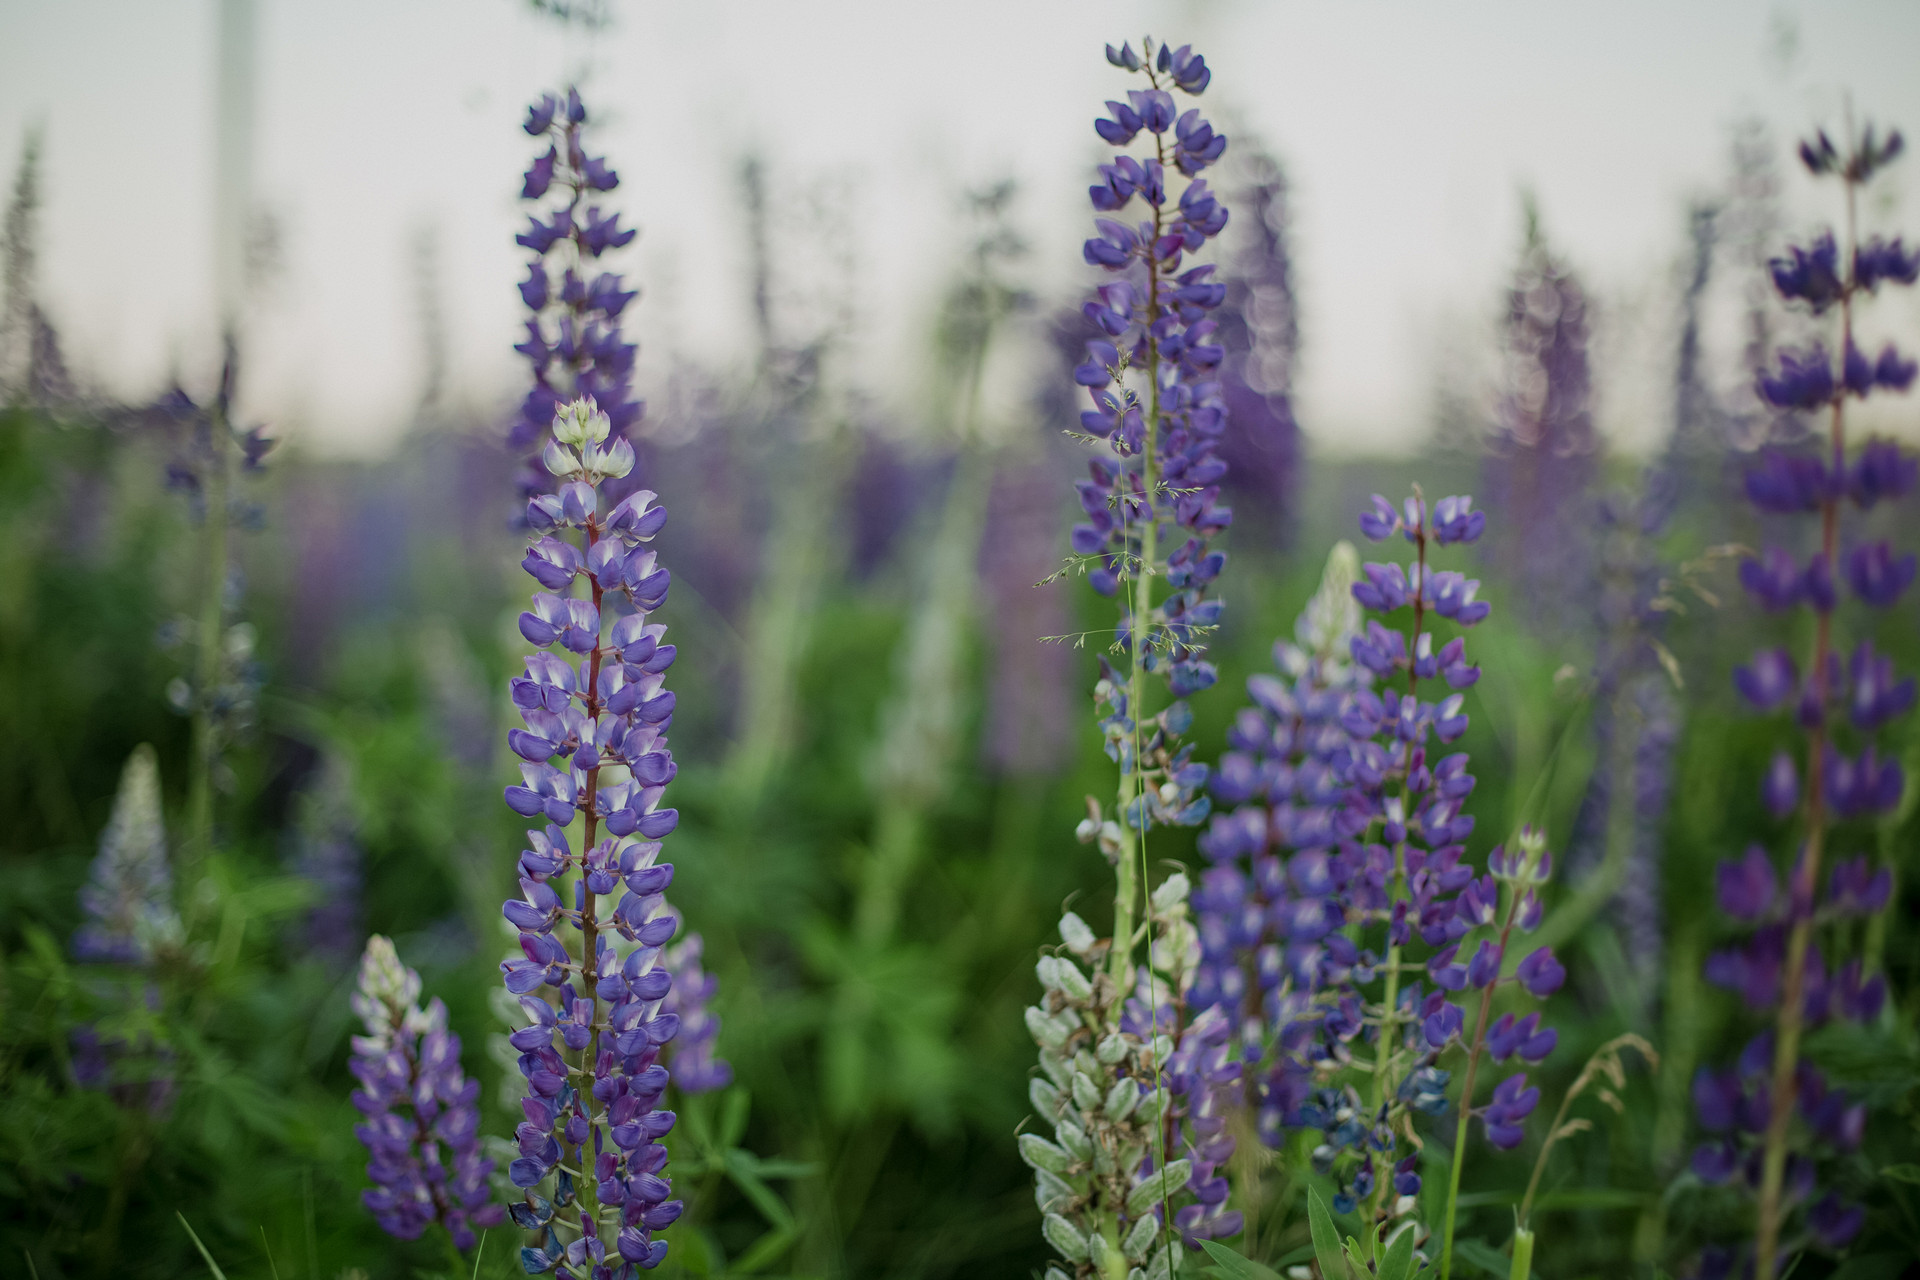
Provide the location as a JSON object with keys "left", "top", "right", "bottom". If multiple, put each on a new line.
{"left": 177, "top": 1213, "right": 229, "bottom": 1280}
{"left": 259, "top": 1225, "right": 282, "bottom": 1280}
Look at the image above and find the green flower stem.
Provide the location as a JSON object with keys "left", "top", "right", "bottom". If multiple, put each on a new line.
{"left": 1109, "top": 116, "right": 1169, "bottom": 988}
{"left": 185, "top": 388, "right": 230, "bottom": 857}
{"left": 1507, "top": 1224, "right": 1534, "bottom": 1280}
{"left": 1439, "top": 883, "right": 1522, "bottom": 1280}
{"left": 1363, "top": 522, "right": 1429, "bottom": 1253}
{"left": 1755, "top": 159, "right": 1856, "bottom": 1280}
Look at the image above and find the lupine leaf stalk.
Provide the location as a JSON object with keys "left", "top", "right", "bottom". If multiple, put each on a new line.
{"left": 1695, "top": 118, "right": 1915, "bottom": 1280}
{"left": 500, "top": 398, "right": 690, "bottom": 1277}
{"left": 1024, "top": 34, "right": 1233, "bottom": 1279}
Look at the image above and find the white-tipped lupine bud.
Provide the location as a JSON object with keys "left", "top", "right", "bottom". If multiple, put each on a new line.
{"left": 1124, "top": 1158, "right": 1192, "bottom": 1217}
{"left": 1134, "top": 1086, "right": 1167, "bottom": 1125}
{"left": 1029, "top": 1077, "right": 1061, "bottom": 1116}
{"left": 1095, "top": 1033, "right": 1128, "bottom": 1065}
{"left": 1104, "top": 1077, "right": 1139, "bottom": 1122}
{"left": 1059, "top": 912, "right": 1098, "bottom": 955}
{"left": 1042, "top": 1214, "right": 1090, "bottom": 1264}
{"left": 589, "top": 436, "right": 635, "bottom": 479}
{"left": 543, "top": 438, "right": 582, "bottom": 477}
{"left": 1056, "top": 1120, "right": 1094, "bottom": 1162}
{"left": 1025, "top": 1005, "right": 1069, "bottom": 1049}
{"left": 1074, "top": 817, "right": 1099, "bottom": 843}
{"left": 1018, "top": 1133, "right": 1072, "bottom": 1175}
{"left": 1150, "top": 872, "right": 1190, "bottom": 915}
{"left": 1123, "top": 1214, "right": 1159, "bottom": 1261}
{"left": 1071, "top": 1071, "right": 1102, "bottom": 1113}
{"left": 1053, "top": 957, "right": 1093, "bottom": 1002}
{"left": 1035, "top": 955, "right": 1061, "bottom": 991}
{"left": 1034, "top": 1169, "right": 1076, "bottom": 1216}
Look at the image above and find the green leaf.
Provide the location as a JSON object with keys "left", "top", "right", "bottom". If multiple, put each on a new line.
{"left": 729, "top": 1222, "right": 800, "bottom": 1275}
{"left": 1307, "top": 1190, "right": 1351, "bottom": 1280}
{"left": 176, "top": 1213, "right": 229, "bottom": 1280}
{"left": 1197, "top": 1240, "right": 1284, "bottom": 1280}
{"left": 1881, "top": 1163, "right": 1920, "bottom": 1185}
{"left": 723, "top": 1148, "right": 796, "bottom": 1231}
{"left": 720, "top": 1086, "right": 752, "bottom": 1149}
{"left": 1377, "top": 1225, "right": 1416, "bottom": 1280}
{"left": 735, "top": 1156, "right": 819, "bottom": 1179}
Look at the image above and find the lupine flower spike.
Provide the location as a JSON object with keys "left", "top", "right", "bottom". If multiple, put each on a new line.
{"left": 74, "top": 744, "right": 181, "bottom": 966}
{"left": 1698, "top": 117, "right": 1914, "bottom": 1280}
{"left": 349, "top": 935, "right": 505, "bottom": 1250}
{"left": 1283, "top": 488, "right": 1521, "bottom": 1278}
{"left": 70, "top": 744, "right": 182, "bottom": 1112}
{"left": 512, "top": 89, "right": 642, "bottom": 490}
{"left": 1195, "top": 542, "right": 1365, "bottom": 1152}
{"left": 1024, "top": 35, "right": 1235, "bottom": 1280}
{"left": 501, "top": 398, "right": 689, "bottom": 1277}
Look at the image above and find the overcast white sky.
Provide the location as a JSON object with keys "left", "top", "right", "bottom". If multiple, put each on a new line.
{"left": 3, "top": 0, "right": 1919, "bottom": 456}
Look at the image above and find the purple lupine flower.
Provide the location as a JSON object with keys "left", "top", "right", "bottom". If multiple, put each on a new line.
{"left": 1287, "top": 490, "right": 1532, "bottom": 1240}
{"left": 349, "top": 935, "right": 505, "bottom": 1250}
{"left": 1703, "top": 117, "right": 1915, "bottom": 1280}
{"left": 658, "top": 931, "right": 731, "bottom": 1094}
{"left": 73, "top": 745, "right": 181, "bottom": 966}
{"left": 500, "top": 398, "right": 688, "bottom": 1276}
{"left": 69, "top": 746, "right": 181, "bottom": 1114}
{"left": 1194, "top": 542, "right": 1362, "bottom": 1146}
{"left": 1482, "top": 209, "right": 1598, "bottom": 632}
{"left": 1213, "top": 144, "right": 1300, "bottom": 547}
{"left": 288, "top": 757, "right": 363, "bottom": 964}
{"left": 980, "top": 452, "right": 1076, "bottom": 775}
{"left": 1061, "top": 30, "right": 1233, "bottom": 961}
{"left": 1027, "top": 39, "right": 1233, "bottom": 1279}
{"left": 510, "top": 90, "right": 644, "bottom": 485}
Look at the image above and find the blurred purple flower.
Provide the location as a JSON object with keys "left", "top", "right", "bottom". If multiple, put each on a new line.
{"left": 349, "top": 936, "right": 504, "bottom": 1249}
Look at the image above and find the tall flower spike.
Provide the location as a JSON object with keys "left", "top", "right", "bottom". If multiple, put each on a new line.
{"left": 1482, "top": 206, "right": 1598, "bottom": 634}
{"left": 1707, "top": 118, "right": 1915, "bottom": 1280}
{"left": 73, "top": 745, "right": 181, "bottom": 965}
{"left": 658, "top": 931, "right": 731, "bottom": 1094}
{"left": 1194, "top": 541, "right": 1365, "bottom": 1150}
{"left": 70, "top": 744, "right": 182, "bottom": 1113}
{"left": 349, "top": 935, "right": 505, "bottom": 1250}
{"left": 512, "top": 90, "right": 643, "bottom": 483}
{"left": 1284, "top": 488, "right": 1515, "bottom": 1280}
{"left": 1029, "top": 35, "right": 1232, "bottom": 1280}
{"left": 501, "top": 397, "right": 688, "bottom": 1277}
